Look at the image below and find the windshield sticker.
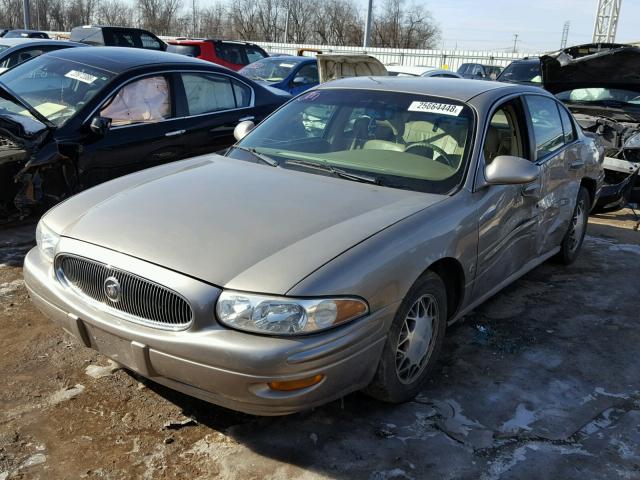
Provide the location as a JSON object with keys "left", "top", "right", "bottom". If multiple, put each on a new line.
{"left": 279, "top": 63, "right": 295, "bottom": 68}
{"left": 408, "top": 101, "right": 463, "bottom": 116}
{"left": 65, "top": 70, "right": 98, "bottom": 84}
{"left": 298, "top": 91, "right": 321, "bottom": 102}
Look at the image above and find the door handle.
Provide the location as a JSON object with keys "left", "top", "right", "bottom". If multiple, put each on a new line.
{"left": 165, "top": 129, "right": 186, "bottom": 137}
{"left": 238, "top": 116, "right": 255, "bottom": 122}
{"left": 569, "top": 161, "right": 585, "bottom": 170}
{"left": 521, "top": 183, "right": 540, "bottom": 198}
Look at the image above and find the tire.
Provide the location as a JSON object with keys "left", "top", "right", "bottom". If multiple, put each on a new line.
{"left": 364, "top": 271, "right": 447, "bottom": 403}
{"left": 556, "top": 186, "right": 590, "bottom": 265}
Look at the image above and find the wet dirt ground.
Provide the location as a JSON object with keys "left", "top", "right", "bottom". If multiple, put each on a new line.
{"left": 1, "top": 209, "right": 639, "bottom": 479}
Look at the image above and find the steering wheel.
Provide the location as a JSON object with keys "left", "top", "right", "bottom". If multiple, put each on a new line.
{"left": 404, "top": 142, "right": 455, "bottom": 167}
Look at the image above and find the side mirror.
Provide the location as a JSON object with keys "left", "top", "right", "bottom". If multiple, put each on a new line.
{"left": 234, "top": 120, "right": 255, "bottom": 141}
{"left": 90, "top": 116, "right": 111, "bottom": 136}
{"left": 485, "top": 155, "right": 540, "bottom": 185}
{"left": 292, "top": 76, "right": 306, "bottom": 86}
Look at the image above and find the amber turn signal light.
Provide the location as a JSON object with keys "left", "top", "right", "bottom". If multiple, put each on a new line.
{"left": 268, "top": 374, "right": 325, "bottom": 391}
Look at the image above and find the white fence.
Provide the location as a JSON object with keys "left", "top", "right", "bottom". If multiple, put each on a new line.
{"left": 253, "top": 41, "right": 541, "bottom": 71}
{"left": 45, "top": 31, "right": 541, "bottom": 71}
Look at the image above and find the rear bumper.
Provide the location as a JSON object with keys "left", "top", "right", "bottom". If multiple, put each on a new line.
{"left": 24, "top": 244, "right": 393, "bottom": 415}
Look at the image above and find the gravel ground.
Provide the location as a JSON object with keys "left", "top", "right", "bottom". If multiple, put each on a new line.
{"left": 0, "top": 209, "right": 639, "bottom": 480}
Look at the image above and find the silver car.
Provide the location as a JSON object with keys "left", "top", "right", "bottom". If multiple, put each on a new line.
{"left": 24, "top": 77, "right": 604, "bottom": 415}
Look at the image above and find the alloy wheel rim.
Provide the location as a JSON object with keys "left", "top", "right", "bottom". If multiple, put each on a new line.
{"left": 395, "top": 294, "right": 438, "bottom": 384}
{"left": 568, "top": 197, "right": 586, "bottom": 253}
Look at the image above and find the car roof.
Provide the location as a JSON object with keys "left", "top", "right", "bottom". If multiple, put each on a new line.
{"left": 317, "top": 76, "right": 546, "bottom": 102}
{"left": 0, "top": 38, "right": 72, "bottom": 48}
{"left": 43, "top": 46, "right": 220, "bottom": 74}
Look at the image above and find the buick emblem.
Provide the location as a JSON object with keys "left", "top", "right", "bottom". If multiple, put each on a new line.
{"left": 103, "top": 276, "right": 121, "bottom": 303}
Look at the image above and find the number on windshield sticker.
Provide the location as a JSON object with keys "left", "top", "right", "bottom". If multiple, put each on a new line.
{"left": 408, "top": 101, "right": 463, "bottom": 116}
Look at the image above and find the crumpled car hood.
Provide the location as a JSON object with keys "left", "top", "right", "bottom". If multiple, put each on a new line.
{"left": 541, "top": 43, "right": 640, "bottom": 94}
{"left": 46, "top": 155, "right": 442, "bottom": 294}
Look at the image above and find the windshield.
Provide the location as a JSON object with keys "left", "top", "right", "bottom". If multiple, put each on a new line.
{"left": 240, "top": 58, "right": 301, "bottom": 83}
{"left": 498, "top": 61, "right": 541, "bottom": 83}
{"left": 0, "top": 54, "right": 114, "bottom": 126}
{"left": 0, "top": 45, "right": 9, "bottom": 53}
{"left": 556, "top": 88, "right": 640, "bottom": 106}
{"left": 228, "top": 89, "right": 474, "bottom": 194}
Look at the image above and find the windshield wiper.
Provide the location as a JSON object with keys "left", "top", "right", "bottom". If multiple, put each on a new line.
{"left": 285, "top": 159, "right": 381, "bottom": 185}
{"left": 232, "top": 146, "right": 279, "bottom": 167}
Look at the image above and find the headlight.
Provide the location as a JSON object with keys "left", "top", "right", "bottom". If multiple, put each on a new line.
{"left": 35, "top": 221, "right": 60, "bottom": 261}
{"left": 216, "top": 291, "right": 368, "bottom": 335}
{"left": 624, "top": 132, "right": 640, "bottom": 149}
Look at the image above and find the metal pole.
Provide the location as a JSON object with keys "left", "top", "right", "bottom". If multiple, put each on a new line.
{"left": 22, "top": 0, "right": 30, "bottom": 29}
{"left": 363, "top": 0, "right": 373, "bottom": 48}
{"left": 512, "top": 33, "right": 518, "bottom": 53}
{"left": 284, "top": 8, "right": 289, "bottom": 43}
{"left": 192, "top": 0, "right": 196, "bottom": 37}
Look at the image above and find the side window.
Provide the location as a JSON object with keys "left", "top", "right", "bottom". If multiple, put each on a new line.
{"left": 525, "top": 95, "right": 565, "bottom": 160}
{"left": 216, "top": 43, "right": 244, "bottom": 65}
{"left": 100, "top": 76, "right": 171, "bottom": 127}
{"left": 294, "top": 64, "right": 319, "bottom": 84}
{"left": 181, "top": 73, "right": 237, "bottom": 115}
{"left": 245, "top": 46, "right": 266, "bottom": 63}
{"left": 0, "top": 48, "right": 46, "bottom": 70}
{"left": 483, "top": 101, "right": 525, "bottom": 164}
{"left": 140, "top": 33, "right": 162, "bottom": 50}
{"left": 557, "top": 103, "right": 576, "bottom": 144}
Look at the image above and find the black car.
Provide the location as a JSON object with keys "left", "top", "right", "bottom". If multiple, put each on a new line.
{"left": 0, "top": 47, "right": 290, "bottom": 222}
{"left": 70, "top": 25, "right": 166, "bottom": 51}
{"left": 3, "top": 30, "right": 49, "bottom": 39}
{"left": 496, "top": 58, "right": 542, "bottom": 86}
{"left": 0, "top": 38, "right": 85, "bottom": 74}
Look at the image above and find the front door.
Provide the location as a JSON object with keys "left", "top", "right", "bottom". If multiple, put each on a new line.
{"left": 472, "top": 97, "right": 542, "bottom": 300}
{"left": 79, "top": 74, "right": 185, "bottom": 188}
{"left": 175, "top": 72, "right": 257, "bottom": 156}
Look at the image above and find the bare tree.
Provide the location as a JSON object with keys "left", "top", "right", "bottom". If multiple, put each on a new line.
{"left": 373, "top": 0, "right": 439, "bottom": 49}
{"left": 137, "top": 0, "right": 182, "bottom": 35}
{"left": 96, "top": 0, "right": 135, "bottom": 26}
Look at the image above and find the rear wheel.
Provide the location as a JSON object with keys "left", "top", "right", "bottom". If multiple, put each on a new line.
{"left": 365, "top": 271, "right": 447, "bottom": 403}
{"left": 556, "top": 186, "right": 590, "bottom": 265}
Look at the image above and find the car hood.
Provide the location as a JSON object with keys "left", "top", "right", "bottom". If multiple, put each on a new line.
{"left": 47, "top": 155, "right": 442, "bottom": 294}
{"left": 541, "top": 43, "right": 640, "bottom": 94}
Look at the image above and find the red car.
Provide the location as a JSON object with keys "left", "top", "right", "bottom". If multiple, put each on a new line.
{"left": 167, "top": 39, "right": 268, "bottom": 71}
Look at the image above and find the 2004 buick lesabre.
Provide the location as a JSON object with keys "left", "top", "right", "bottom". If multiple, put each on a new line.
{"left": 24, "top": 77, "right": 604, "bottom": 415}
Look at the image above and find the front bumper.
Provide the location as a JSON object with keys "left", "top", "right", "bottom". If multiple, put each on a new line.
{"left": 24, "top": 240, "right": 393, "bottom": 415}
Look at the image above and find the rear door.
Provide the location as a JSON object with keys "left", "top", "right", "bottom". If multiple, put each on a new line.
{"left": 523, "top": 94, "right": 580, "bottom": 254}
{"left": 473, "top": 96, "right": 542, "bottom": 300}
{"left": 79, "top": 74, "right": 185, "bottom": 187}
{"left": 213, "top": 42, "right": 246, "bottom": 70}
{"left": 174, "top": 71, "right": 257, "bottom": 155}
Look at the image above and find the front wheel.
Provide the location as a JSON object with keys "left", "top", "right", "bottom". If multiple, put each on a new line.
{"left": 364, "top": 271, "right": 447, "bottom": 403}
{"left": 556, "top": 186, "right": 590, "bottom": 265}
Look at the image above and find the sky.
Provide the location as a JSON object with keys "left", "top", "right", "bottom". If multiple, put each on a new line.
{"left": 404, "top": 0, "right": 639, "bottom": 53}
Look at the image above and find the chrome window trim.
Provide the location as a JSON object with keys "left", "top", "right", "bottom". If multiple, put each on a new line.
{"left": 83, "top": 68, "right": 256, "bottom": 128}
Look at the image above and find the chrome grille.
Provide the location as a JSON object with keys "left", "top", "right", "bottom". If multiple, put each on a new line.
{"left": 56, "top": 255, "right": 193, "bottom": 329}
